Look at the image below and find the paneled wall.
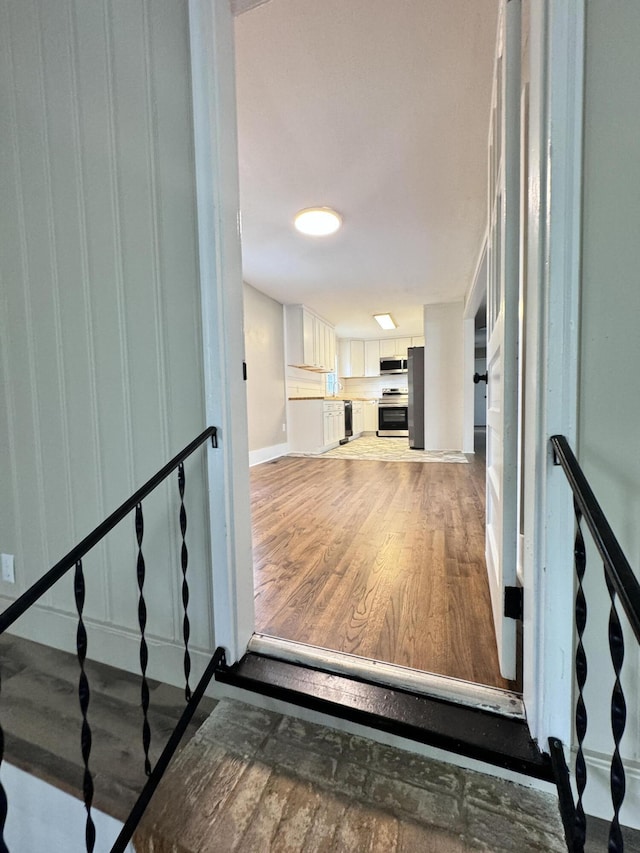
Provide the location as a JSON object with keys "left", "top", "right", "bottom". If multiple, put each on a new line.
{"left": 578, "top": 0, "right": 640, "bottom": 826}
{"left": 0, "top": 0, "right": 213, "bottom": 682}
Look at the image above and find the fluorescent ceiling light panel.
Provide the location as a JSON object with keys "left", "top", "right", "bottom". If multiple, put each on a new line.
{"left": 373, "top": 313, "right": 397, "bottom": 330}
{"left": 294, "top": 207, "right": 342, "bottom": 236}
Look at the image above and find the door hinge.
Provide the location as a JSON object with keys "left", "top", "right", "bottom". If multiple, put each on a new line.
{"left": 243, "top": 361, "right": 247, "bottom": 381}
{"left": 504, "top": 586, "right": 523, "bottom": 620}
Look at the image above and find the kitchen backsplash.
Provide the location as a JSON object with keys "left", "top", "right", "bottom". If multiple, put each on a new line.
{"left": 286, "top": 365, "right": 325, "bottom": 398}
{"left": 342, "top": 377, "right": 402, "bottom": 398}
{"left": 286, "top": 370, "right": 399, "bottom": 400}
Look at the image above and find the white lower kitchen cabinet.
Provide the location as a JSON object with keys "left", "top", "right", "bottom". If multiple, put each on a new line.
{"left": 324, "top": 403, "right": 345, "bottom": 446}
{"left": 288, "top": 400, "right": 345, "bottom": 454}
{"left": 363, "top": 400, "right": 378, "bottom": 433}
{"left": 352, "top": 401, "right": 365, "bottom": 437}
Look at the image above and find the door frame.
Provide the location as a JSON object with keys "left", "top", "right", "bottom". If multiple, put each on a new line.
{"left": 463, "top": 241, "right": 487, "bottom": 455}
{"left": 190, "top": 0, "right": 585, "bottom": 748}
{"left": 520, "top": 0, "right": 585, "bottom": 748}
{"left": 188, "top": 0, "right": 254, "bottom": 664}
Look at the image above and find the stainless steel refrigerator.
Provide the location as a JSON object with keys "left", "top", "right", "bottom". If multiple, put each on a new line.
{"left": 408, "top": 346, "right": 424, "bottom": 449}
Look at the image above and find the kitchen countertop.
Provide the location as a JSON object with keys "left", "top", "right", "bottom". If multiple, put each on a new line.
{"left": 287, "top": 396, "right": 378, "bottom": 401}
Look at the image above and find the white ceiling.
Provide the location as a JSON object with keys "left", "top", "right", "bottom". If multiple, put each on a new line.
{"left": 233, "top": 0, "right": 498, "bottom": 340}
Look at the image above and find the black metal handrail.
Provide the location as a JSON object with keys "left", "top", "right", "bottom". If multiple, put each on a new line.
{"left": 550, "top": 434, "right": 640, "bottom": 853}
{"left": 551, "top": 435, "right": 640, "bottom": 644}
{"left": 0, "top": 425, "right": 219, "bottom": 852}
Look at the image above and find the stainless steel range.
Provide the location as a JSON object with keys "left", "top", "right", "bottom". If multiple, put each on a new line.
{"left": 377, "top": 387, "right": 409, "bottom": 437}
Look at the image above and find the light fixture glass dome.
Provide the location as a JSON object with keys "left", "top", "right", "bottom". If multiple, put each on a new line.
{"left": 294, "top": 207, "right": 342, "bottom": 236}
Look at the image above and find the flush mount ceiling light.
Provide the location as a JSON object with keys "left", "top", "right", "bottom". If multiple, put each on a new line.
{"left": 373, "top": 313, "right": 397, "bottom": 330}
{"left": 294, "top": 207, "right": 342, "bottom": 236}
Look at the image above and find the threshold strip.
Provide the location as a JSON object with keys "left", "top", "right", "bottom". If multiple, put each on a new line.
{"left": 249, "top": 634, "right": 524, "bottom": 720}
{"left": 217, "top": 651, "right": 551, "bottom": 781}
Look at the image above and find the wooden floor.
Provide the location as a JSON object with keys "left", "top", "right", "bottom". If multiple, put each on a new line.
{"left": 251, "top": 432, "right": 516, "bottom": 691}
{"left": 0, "top": 633, "right": 216, "bottom": 820}
{"left": 136, "top": 698, "right": 567, "bottom": 853}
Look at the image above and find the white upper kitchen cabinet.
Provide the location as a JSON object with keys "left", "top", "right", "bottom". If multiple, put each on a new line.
{"left": 337, "top": 338, "right": 351, "bottom": 377}
{"left": 325, "top": 322, "right": 336, "bottom": 372}
{"left": 338, "top": 338, "right": 379, "bottom": 377}
{"left": 378, "top": 339, "right": 395, "bottom": 357}
{"left": 379, "top": 337, "right": 413, "bottom": 357}
{"left": 339, "top": 335, "right": 417, "bottom": 377}
{"left": 315, "top": 315, "right": 325, "bottom": 369}
{"left": 285, "top": 305, "right": 335, "bottom": 372}
{"left": 364, "top": 340, "right": 380, "bottom": 376}
{"left": 349, "top": 340, "right": 365, "bottom": 377}
{"left": 302, "top": 309, "right": 315, "bottom": 365}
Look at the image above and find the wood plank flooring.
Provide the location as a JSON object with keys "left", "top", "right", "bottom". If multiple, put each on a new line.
{"left": 135, "top": 698, "right": 567, "bottom": 853}
{"left": 0, "top": 634, "right": 216, "bottom": 820}
{"left": 251, "top": 435, "right": 516, "bottom": 691}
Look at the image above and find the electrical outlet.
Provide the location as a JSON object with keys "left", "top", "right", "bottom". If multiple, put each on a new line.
{"left": 282, "top": 423, "right": 286, "bottom": 432}
{"left": 1, "top": 553, "right": 15, "bottom": 584}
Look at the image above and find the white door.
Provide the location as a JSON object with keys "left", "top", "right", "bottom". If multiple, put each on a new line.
{"left": 485, "top": 0, "right": 521, "bottom": 680}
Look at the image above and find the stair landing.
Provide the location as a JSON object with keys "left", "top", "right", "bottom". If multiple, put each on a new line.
{"left": 134, "top": 698, "right": 566, "bottom": 852}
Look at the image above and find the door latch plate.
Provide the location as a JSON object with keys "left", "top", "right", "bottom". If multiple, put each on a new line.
{"left": 504, "top": 585, "right": 523, "bottom": 620}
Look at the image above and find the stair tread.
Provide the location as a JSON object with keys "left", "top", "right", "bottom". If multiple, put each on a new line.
{"left": 134, "top": 697, "right": 565, "bottom": 853}
{"left": 216, "top": 652, "right": 551, "bottom": 780}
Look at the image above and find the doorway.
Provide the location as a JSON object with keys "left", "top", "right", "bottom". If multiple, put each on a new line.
{"left": 234, "top": 0, "right": 519, "bottom": 700}
{"left": 189, "top": 0, "right": 582, "bottom": 749}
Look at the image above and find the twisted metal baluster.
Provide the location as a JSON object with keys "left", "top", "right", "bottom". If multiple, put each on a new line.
{"left": 605, "top": 572, "right": 626, "bottom": 853}
{"left": 573, "top": 501, "right": 588, "bottom": 853}
{"left": 135, "top": 504, "right": 152, "bottom": 776}
{"left": 178, "top": 463, "right": 192, "bottom": 701}
{"left": 0, "top": 670, "right": 9, "bottom": 853}
{"left": 75, "top": 559, "right": 96, "bottom": 852}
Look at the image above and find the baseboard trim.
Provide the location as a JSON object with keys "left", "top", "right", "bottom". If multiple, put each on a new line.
{"left": 249, "top": 634, "right": 525, "bottom": 719}
{"left": 577, "top": 748, "right": 640, "bottom": 830}
{"left": 248, "top": 442, "right": 289, "bottom": 466}
{"left": 0, "top": 597, "right": 214, "bottom": 689}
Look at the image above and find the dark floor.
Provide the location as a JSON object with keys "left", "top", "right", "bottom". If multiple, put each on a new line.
{"left": 0, "top": 633, "right": 216, "bottom": 820}
{"left": 135, "top": 698, "right": 567, "bottom": 853}
{"left": 586, "top": 816, "right": 640, "bottom": 853}
{"left": 1, "top": 633, "right": 638, "bottom": 852}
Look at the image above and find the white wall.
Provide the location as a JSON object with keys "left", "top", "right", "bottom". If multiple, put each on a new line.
{"left": 577, "top": 0, "right": 640, "bottom": 827}
{"left": 423, "top": 302, "right": 465, "bottom": 451}
{"left": 0, "top": 0, "right": 213, "bottom": 683}
{"left": 243, "top": 283, "right": 288, "bottom": 462}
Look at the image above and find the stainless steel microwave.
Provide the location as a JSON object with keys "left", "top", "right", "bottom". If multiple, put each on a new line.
{"left": 379, "top": 357, "right": 408, "bottom": 374}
